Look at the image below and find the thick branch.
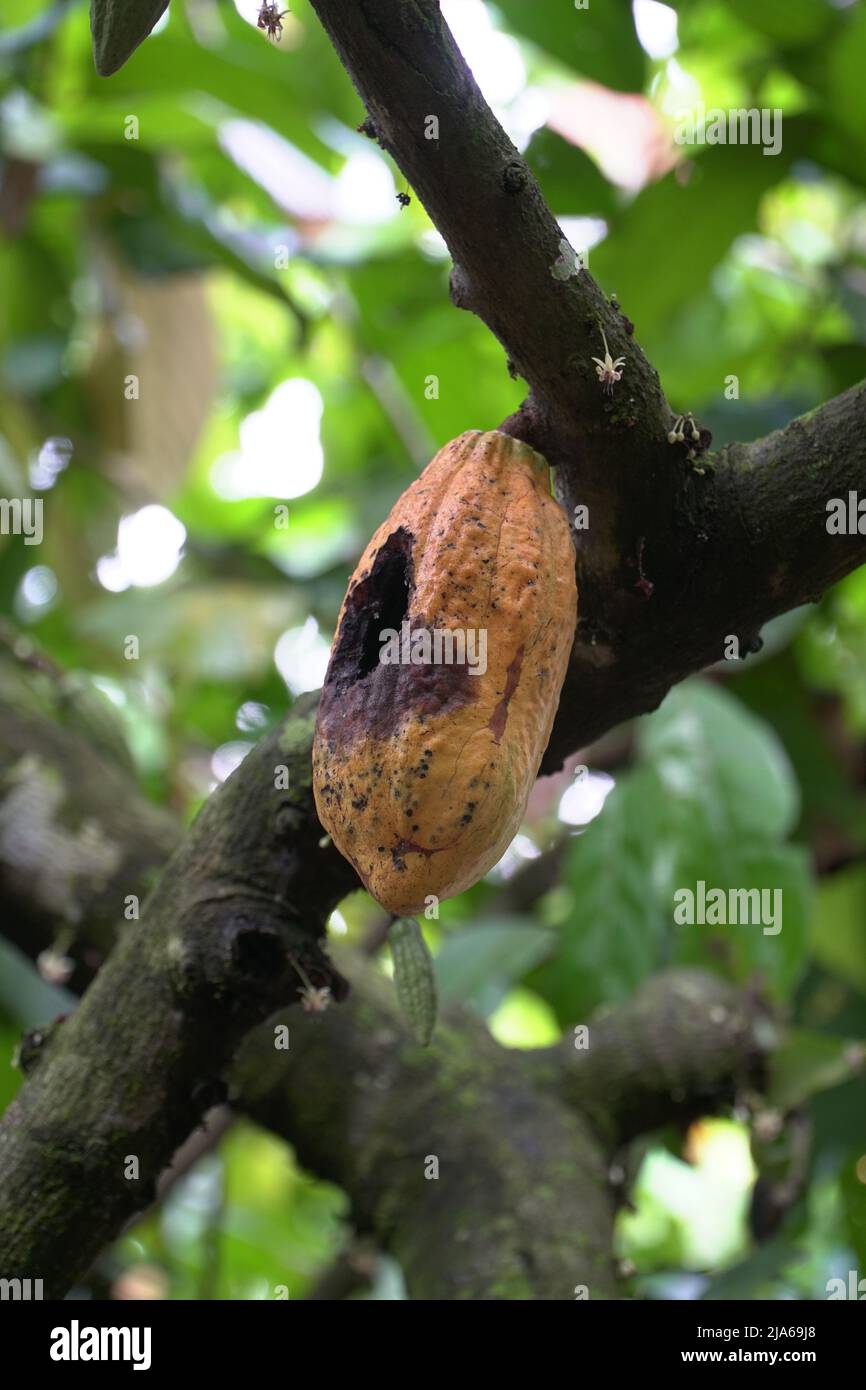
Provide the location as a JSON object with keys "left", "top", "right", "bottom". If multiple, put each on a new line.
{"left": 0, "top": 649, "right": 177, "bottom": 985}
{"left": 0, "top": 695, "right": 353, "bottom": 1297}
{"left": 2, "top": 0, "right": 859, "bottom": 1299}
{"left": 545, "top": 382, "right": 866, "bottom": 767}
{"left": 232, "top": 951, "right": 777, "bottom": 1298}
{"left": 310, "top": 0, "right": 673, "bottom": 647}
{"left": 305, "top": 1, "right": 866, "bottom": 773}
{"left": 233, "top": 951, "right": 620, "bottom": 1300}
{"left": 0, "top": 679, "right": 770, "bottom": 1297}
{"left": 531, "top": 970, "right": 773, "bottom": 1147}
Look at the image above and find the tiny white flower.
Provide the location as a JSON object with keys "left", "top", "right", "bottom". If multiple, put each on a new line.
{"left": 591, "top": 328, "right": 626, "bottom": 393}
{"left": 299, "top": 984, "right": 332, "bottom": 1013}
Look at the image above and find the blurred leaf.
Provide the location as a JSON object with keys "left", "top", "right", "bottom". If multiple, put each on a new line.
{"left": 127, "top": 1120, "right": 348, "bottom": 1298}
{"left": 696, "top": 1235, "right": 801, "bottom": 1300}
{"left": 811, "top": 866, "right": 866, "bottom": 997}
{"left": 346, "top": 253, "right": 521, "bottom": 443}
{"left": 536, "top": 683, "right": 810, "bottom": 1021}
{"left": 818, "top": 344, "right": 866, "bottom": 396}
{"left": 78, "top": 582, "right": 302, "bottom": 681}
{"left": 0, "top": 0, "right": 78, "bottom": 57}
{"left": 639, "top": 681, "right": 800, "bottom": 843}
{"left": 435, "top": 917, "right": 555, "bottom": 1016}
{"left": 769, "top": 1029, "right": 866, "bottom": 1111}
{"left": 840, "top": 1148, "right": 866, "bottom": 1269}
{"left": 591, "top": 141, "right": 795, "bottom": 332}
{"left": 641, "top": 684, "right": 810, "bottom": 999}
{"left": 263, "top": 495, "right": 359, "bottom": 580}
{"left": 826, "top": 4, "right": 866, "bottom": 153}
{"left": 732, "top": 649, "right": 864, "bottom": 845}
{"left": 495, "top": 0, "right": 645, "bottom": 93}
{"left": 0, "top": 936, "right": 75, "bottom": 1029}
{"left": 532, "top": 767, "right": 672, "bottom": 1023}
{"left": 87, "top": 6, "right": 350, "bottom": 167}
{"left": 728, "top": 0, "right": 836, "bottom": 47}
{"left": 524, "top": 127, "right": 618, "bottom": 217}
{"left": 671, "top": 843, "right": 811, "bottom": 1002}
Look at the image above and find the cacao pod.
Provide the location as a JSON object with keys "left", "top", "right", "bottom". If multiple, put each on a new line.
{"left": 313, "top": 429, "right": 577, "bottom": 914}
{"left": 388, "top": 917, "right": 438, "bottom": 1046}
{"left": 91, "top": 0, "right": 169, "bottom": 77}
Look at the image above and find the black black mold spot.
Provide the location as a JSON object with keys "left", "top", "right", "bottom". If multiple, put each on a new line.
{"left": 232, "top": 928, "right": 286, "bottom": 982}
{"left": 321, "top": 528, "right": 413, "bottom": 699}
{"left": 317, "top": 526, "right": 479, "bottom": 744}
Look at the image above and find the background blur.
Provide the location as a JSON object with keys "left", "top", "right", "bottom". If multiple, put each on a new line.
{"left": 1, "top": 0, "right": 866, "bottom": 1299}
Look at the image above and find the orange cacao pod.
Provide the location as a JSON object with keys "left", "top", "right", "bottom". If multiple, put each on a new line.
{"left": 312, "top": 429, "right": 577, "bottom": 913}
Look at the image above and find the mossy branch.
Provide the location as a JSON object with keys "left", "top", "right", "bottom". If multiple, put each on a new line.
{"left": 0, "top": 688, "right": 353, "bottom": 1297}
{"left": 0, "top": 669, "right": 774, "bottom": 1298}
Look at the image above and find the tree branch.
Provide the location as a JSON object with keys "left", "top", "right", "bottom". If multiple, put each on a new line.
{"left": 532, "top": 969, "right": 773, "bottom": 1148}
{"left": 0, "top": 646, "right": 177, "bottom": 986}
{"left": 0, "top": 671, "right": 771, "bottom": 1297}
{"left": 2, "top": 0, "right": 862, "bottom": 1300}
{"left": 306, "top": 0, "right": 866, "bottom": 773}
{"left": 233, "top": 950, "right": 622, "bottom": 1300}
{"left": 0, "top": 693, "right": 353, "bottom": 1297}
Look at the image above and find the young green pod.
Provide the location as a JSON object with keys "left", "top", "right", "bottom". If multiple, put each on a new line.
{"left": 388, "top": 917, "right": 438, "bottom": 1046}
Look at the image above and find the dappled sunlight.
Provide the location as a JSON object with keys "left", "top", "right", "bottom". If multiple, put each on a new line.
{"left": 96, "top": 505, "right": 187, "bottom": 591}
{"left": 211, "top": 378, "right": 324, "bottom": 501}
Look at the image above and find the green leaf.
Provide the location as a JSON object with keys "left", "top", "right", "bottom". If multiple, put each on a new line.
{"left": 671, "top": 844, "right": 812, "bottom": 1002}
{"left": 86, "top": 5, "right": 351, "bottom": 168}
{"left": 639, "top": 681, "right": 800, "bottom": 843}
{"left": 696, "top": 1236, "right": 801, "bottom": 1301}
{"left": 727, "top": 0, "right": 836, "bottom": 47}
{"left": 0, "top": 937, "right": 75, "bottom": 1030}
{"left": 732, "top": 650, "right": 864, "bottom": 845}
{"left": 91, "top": 0, "right": 169, "bottom": 78}
{"left": 824, "top": 6, "right": 866, "bottom": 152}
{"left": 535, "top": 684, "right": 810, "bottom": 1021}
{"left": 590, "top": 141, "right": 794, "bottom": 333}
{"left": 841, "top": 1147, "right": 866, "bottom": 1269}
{"left": 531, "top": 767, "right": 672, "bottom": 1023}
{"left": 435, "top": 918, "right": 555, "bottom": 1016}
{"left": 524, "top": 128, "right": 618, "bottom": 217}
{"left": 769, "top": 1030, "right": 866, "bottom": 1111}
{"left": 810, "top": 866, "right": 866, "bottom": 997}
{"left": 819, "top": 344, "right": 866, "bottom": 397}
{"left": 637, "top": 685, "right": 809, "bottom": 1000}
{"left": 495, "top": 0, "right": 645, "bottom": 93}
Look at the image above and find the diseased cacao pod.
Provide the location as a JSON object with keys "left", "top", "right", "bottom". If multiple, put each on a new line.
{"left": 312, "top": 429, "right": 577, "bottom": 914}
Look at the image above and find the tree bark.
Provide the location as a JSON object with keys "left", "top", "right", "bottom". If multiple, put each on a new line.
{"left": 1, "top": 0, "right": 864, "bottom": 1300}
{"left": 0, "top": 690, "right": 352, "bottom": 1297}
{"left": 306, "top": 0, "right": 866, "bottom": 772}
{"left": 0, "top": 665, "right": 769, "bottom": 1298}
